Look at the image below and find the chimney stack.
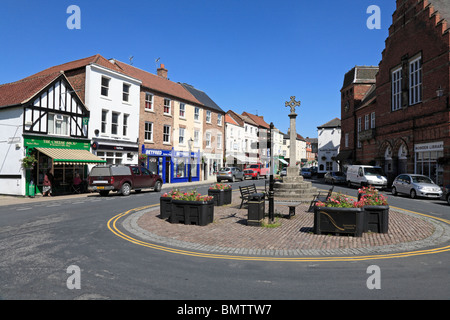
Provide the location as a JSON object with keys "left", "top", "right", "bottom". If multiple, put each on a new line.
{"left": 157, "top": 64, "right": 168, "bottom": 79}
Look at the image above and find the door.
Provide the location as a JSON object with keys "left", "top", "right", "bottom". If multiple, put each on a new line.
{"left": 165, "top": 157, "right": 171, "bottom": 184}
{"left": 140, "top": 167, "right": 155, "bottom": 188}
{"left": 130, "top": 166, "right": 144, "bottom": 188}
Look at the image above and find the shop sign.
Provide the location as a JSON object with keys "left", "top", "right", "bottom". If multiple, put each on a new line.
{"left": 145, "top": 149, "right": 173, "bottom": 157}
{"left": 414, "top": 141, "right": 444, "bottom": 153}
{"left": 24, "top": 135, "right": 90, "bottom": 150}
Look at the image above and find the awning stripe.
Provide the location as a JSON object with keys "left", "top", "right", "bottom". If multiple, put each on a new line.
{"left": 36, "top": 148, "right": 106, "bottom": 165}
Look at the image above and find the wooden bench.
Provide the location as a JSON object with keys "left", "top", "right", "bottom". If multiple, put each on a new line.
{"left": 308, "top": 186, "right": 334, "bottom": 212}
{"left": 239, "top": 184, "right": 261, "bottom": 209}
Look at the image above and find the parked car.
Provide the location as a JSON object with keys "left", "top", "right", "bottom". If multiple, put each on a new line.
{"left": 324, "top": 171, "right": 346, "bottom": 184}
{"left": 280, "top": 168, "right": 287, "bottom": 177}
{"left": 442, "top": 184, "right": 450, "bottom": 205}
{"left": 243, "top": 163, "right": 270, "bottom": 179}
{"left": 346, "top": 165, "right": 388, "bottom": 189}
{"left": 300, "top": 167, "right": 312, "bottom": 178}
{"left": 88, "top": 164, "right": 163, "bottom": 196}
{"left": 391, "top": 174, "right": 443, "bottom": 199}
{"left": 217, "top": 167, "right": 244, "bottom": 182}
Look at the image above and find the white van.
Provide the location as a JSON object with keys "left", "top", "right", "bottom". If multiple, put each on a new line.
{"left": 346, "top": 165, "right": 388, "bottom": 189}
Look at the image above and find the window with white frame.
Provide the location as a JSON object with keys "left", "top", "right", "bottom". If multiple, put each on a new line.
{"left": 145, "top": 122, "right": 153, "bottom": 141}
{"left": 123, "top": 114, "right": 129, "bottom": 136}
{"left": 145, "top": 92, "right": 153, "bottom": 111}
{"left": 164, "top": 98, "right": 171, "bottom": 114}
{"left": 205, "top": 132, "right": 211, "bottom": 148}
{"left": 194, "top": 107, "right": 200, "bottom": 121}
{"left": 101, "top": 77, "right": 110, "bottom": 97}
{"left": 111, "top": 112, "right": 119, "bottom": 135}
{"left": 217, "top": 114, "right": 222, "bottom": 125}
{"left": 101, "top": 110, "right": 108, "bottom": 134}
{"left": 194, "top": 130, "right": 200, "bottom": 147}
{"left": 217, "top": 133, "right": 222, "bottom": 149}
{"left": 371, "top": 112, "right": 375, "bottom": 128}
{"left": 364, "top": 114, "right": 369, "bottom": 130}
{"left": 48, "top": 113, "right": 69, "bottom": 136}
{"left": 409, "top": 56, "right": 422, "bottom": 105}
{"left": 179, "top": 103, "right": 185, "bottom": 118}
{"left": 179, "top": 128, "right": 185, "bottom": 145}
{"left": 123, "top": 83, "right": 130, "bottom": 102}
{"left": 163, "top": 125, "right": 171, "bottom": 143}
{"left": 206, "top": 110, "right": 211, "bottom": 123}
{"left": 392, "top": 67, "right": 402, "bottom": 111}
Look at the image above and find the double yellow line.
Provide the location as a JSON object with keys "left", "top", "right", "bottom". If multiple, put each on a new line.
{"left": 107, "top": 203, "right": 450, "bottom": 262}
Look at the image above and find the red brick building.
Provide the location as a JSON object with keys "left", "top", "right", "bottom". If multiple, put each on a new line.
{"left": 340, "top": 0, "right": 450, "bottom": 187}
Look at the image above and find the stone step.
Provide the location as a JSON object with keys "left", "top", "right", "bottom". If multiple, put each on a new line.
{"left": 274, "top": 182, "right": 312, "bottom": 189}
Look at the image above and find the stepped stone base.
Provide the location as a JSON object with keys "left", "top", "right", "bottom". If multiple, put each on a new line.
{"left": 273, "top": 170, "right": 317, "bottom": 202}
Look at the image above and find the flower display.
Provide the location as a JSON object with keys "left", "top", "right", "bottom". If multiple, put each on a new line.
{"left": 357, "top": 186, "right": 388, "bottom": 206}
{"left": 209, "top": 183, "right": 232, "bottom": 190}
{"left": 316, "top": 193, "right": 363, "bottom": 208}
{"left": 162, "top": 189, "right": 213, "bottom": 202}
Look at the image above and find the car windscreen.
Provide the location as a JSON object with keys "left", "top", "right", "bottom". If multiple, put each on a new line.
{"left": 334, "top": 172, "right": 344, "bottom": 176}
{"left": 219, "top": 167, "right": 230, "bottom": 172}
{"left": 249, "top": 165, "right": 258, "bottom": 168}
{"left": 411, "top": 176, "right": 433, "bottom": 184}
{"left": 364, "top": 167, "right": 384, "bottom": 176}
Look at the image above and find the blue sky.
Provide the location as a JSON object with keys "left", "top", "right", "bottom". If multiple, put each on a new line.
{"left": 0, "top": 0, "right": 395, "bottom": 138}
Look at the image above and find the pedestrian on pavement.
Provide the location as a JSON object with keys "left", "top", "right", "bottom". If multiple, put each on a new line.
{"left": 43, "top": 170, "right": 53, "bottom": 197}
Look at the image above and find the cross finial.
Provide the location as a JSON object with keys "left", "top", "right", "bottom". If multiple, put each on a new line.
{"left": 285, "top": 96, "right": 301, "bottom": 114}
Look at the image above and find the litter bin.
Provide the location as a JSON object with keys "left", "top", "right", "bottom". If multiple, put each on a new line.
{"left": 28, "top": 180, "right": 35, "bottom": 198}
{"left": 247, "top": 193, "right": 265, "bottom": 226}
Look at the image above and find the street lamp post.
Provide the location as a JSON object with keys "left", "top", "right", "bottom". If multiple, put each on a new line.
{"left": 188, "top": 138, "right": 193, "bottom": 182}
{"left": 269, "top": 122, "right": 274, "bottom": 223}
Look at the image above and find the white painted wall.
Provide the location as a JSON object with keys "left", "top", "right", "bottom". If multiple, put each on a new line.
{"left": 0, "top": 107, "right": 25, "bottom": 195}
{"left": 85, "top": 64, "right": 141, "bottom": 164}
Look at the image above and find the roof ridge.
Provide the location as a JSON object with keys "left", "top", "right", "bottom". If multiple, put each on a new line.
{"left": 0, "top": 72, "right": 60, "bottom": 88}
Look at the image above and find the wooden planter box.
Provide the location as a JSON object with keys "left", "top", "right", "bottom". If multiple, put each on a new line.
{"left": 170, "top": 199, "right": 214, "bottom": 226}
{"left": 208, "top": 188, "right": 232, "bottom": 206}
{"left": 160, "top": 197, "right": 172, "bottom": 219}
{"left": 314, "top": 206, "right": 364, "bottom": 237}
{"left": 363, "top": 205, "right": 389, "bottom": 233}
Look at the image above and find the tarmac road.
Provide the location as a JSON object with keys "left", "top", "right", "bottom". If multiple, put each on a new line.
{"left": 0, "top": 179, "right": 449, "bottom": 301}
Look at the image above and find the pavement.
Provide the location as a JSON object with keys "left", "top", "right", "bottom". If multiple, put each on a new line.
{"left": 2, "top": 180, "right": 450, "bottom": 258}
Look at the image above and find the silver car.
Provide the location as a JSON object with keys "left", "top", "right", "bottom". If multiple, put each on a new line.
{"left": 217, "top": 167, "right": 244, "bottom": 182}
{"left": 391, "top": 174, "right": 443, "bottom": 199}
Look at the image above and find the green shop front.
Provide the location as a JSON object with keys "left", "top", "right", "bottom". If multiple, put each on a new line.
{"left": 24, "top": 135, "right": 106, "bottom": 196}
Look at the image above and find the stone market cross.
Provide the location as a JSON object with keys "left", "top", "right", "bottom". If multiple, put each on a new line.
{"left": 285, "top": 96, "right": 301, "bottom": 174}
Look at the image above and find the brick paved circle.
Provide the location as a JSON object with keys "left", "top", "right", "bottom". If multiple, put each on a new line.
{"left": 124, "top": 195, "right": 450, "bottom": 257}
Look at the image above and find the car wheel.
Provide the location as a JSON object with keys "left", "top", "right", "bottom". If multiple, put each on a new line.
{"left": 217, "top": 179, "right": 221, "bottom": 183}
{"left": 391, "top": 187, "right": 397, "bottom": 196}
{"left": 121, "top": 183, "right": 131, "bottom": 196}
{"left": 410, "top": 189, "right": 417, "bottom": 199}
{"left": 153, "top": 181, "right": 162, "bottom": 192}
{"left": 446, "top": 194, "right": 450, "bottom": 205}
{"left": 256, "top": 173, "right": 260, "bottom": 180}
{"left": 231, "top": 176, "right": 235, "bottom": 182}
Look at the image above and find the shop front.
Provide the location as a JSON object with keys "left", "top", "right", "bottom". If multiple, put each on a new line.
{"left": 142, "top": 147, "right": 200, "bottom": 184}
{"left": 414, "top": 141, "right": 444, "bottom": 186}
{"left": 24, "top": 135, "right": 106, "bottom": 195}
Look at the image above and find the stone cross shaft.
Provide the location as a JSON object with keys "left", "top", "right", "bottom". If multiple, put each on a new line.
{"left": 285, "top": 96, "right": 301, "bottom": 174}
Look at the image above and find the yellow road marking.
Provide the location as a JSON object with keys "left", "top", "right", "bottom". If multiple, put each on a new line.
{"left": 107, "top": 194, "right": 450, "bottom": 262}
